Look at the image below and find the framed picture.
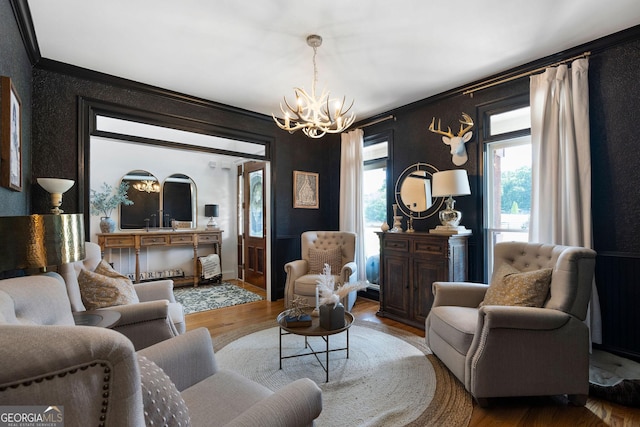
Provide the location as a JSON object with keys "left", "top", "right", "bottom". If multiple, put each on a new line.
{"left": 1, "top": 76, "right": 22, "bottom": 191}
{"left": 293, "top": 170, "right": 319, "bottom": 209}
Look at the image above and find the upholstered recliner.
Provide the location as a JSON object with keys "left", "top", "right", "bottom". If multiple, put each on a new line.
{"left": 425, "top": 242, "right": 596, "bottom": 406}
{"left": 0, "top": 273, "right": 322, "bottom": 426}
{"left": 284, "top": 231, "right": 358, "bottom": 311}
{"left": 59, "top": 241, "right": 185, "bottom": 349}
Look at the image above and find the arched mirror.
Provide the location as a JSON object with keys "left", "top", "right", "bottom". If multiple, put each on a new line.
{"left": 120, "top": 170, "right": 161, "bottom": 229}
{"left": 395, "top": 163, "right": 443, "bottom": 219}
{"left": 163, "top": 174, "right": 197, "bottom": 228}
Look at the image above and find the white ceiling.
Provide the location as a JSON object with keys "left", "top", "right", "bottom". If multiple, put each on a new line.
{"left": 27, "top": 0, "right": 640, "bottom": 121}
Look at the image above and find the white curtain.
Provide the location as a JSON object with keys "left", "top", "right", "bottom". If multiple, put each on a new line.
{"left": 529, "top": 57, "right": 602, "bottom": 344}
{"left": 340, "top": 128, "right": 367, "bottom": 281}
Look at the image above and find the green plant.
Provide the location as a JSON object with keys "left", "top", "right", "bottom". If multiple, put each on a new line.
{"left": 90, "top": 182, "right": 134, "bottom": 217}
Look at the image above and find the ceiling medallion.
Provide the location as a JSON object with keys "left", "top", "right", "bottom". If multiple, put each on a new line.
{"left": 273, "top": 34, "right": 356, "bottom": 139}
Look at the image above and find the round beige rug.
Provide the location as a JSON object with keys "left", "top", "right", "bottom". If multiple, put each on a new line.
{"left": 214, "top": 320, "right": 471, "bottom": 427}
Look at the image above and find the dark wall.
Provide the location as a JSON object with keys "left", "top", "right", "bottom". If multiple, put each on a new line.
{"left": 0, "top": 2, "right": 32, "bottom": 215}
{"left": 362, "top": 29, "right": 640, "bottom": 359}
{"left": 29, "top": 66, "right": 340, "bottom": 300}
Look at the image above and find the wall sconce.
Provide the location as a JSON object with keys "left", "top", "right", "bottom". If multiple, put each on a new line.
{"left": 204, "top": 204, "right": 219, "bottom": 230}
{"left": 430, "top": 169, "right": 472, "bottom": 235}
{"left": 37, "top": 178, "right": 75, "bottom": 214}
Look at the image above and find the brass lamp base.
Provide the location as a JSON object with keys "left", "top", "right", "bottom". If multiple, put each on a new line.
{"left": 429, "top": 225, "right": 472, "bottom": 235}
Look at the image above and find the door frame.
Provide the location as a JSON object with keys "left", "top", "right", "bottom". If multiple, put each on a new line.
{"left": 237, "top": 160, "right": 271, "bottom": 299}
{"left": 79, "top": 98, "right": 274, "bottom": 300}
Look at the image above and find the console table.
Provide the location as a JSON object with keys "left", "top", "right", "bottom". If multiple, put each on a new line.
{"left": 97, "top": 229, "right": 223, "bottom": 287}
{"left": 376, "top": 231, "right": 469, "bottom": 329}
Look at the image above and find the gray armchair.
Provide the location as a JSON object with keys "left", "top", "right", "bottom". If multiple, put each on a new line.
{"left": 284, "top": 231, "right": 358, "bottom": 311}
{"left": 425, "top": 241, "right": 596, "bottom": 406}
{"left": 59, "top": 241, "right": 185, "bottom": 349}
{"left": 0, "top": 273, "right": 323, "bottom": 427}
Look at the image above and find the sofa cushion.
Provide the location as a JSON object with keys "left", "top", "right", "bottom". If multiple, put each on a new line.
{"left": 138, "top": 355, "right": 191, "bottom": 427}
{"left": 428, "top": 306, "right": 478, "bottom": 356}
{"left": 78, "top": 260, "right": 139, "bottom": 310}
{"left": 294, "top": 274, "right": 340, "bottom": 297}
{"left": 481, "top": 263, "right": 552, "bottom": 308}
{"left": 308, "top": 246, "right": 343, "bottom": 275}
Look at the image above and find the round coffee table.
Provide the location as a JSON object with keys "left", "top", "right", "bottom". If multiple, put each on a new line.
{"left": 277, "top": 309, "right": 354, "bottom": 382}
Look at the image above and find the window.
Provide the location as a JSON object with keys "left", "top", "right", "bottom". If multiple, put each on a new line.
{"left": 483, "top": 104, "right": 531, "bottom": 281}
{"left": 362, "top": 135, "right": 389, "bottom": 288}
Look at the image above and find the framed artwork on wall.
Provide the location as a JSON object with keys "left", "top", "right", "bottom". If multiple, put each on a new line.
{"left": 293, "top": 170, "right": 318, "bottom": 209}
{"left": 1, "top": 76, "right": 22, "bottom": 191}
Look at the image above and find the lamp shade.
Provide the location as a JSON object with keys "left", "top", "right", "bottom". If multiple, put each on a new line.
{"left": 204, "top": 204, "right": 219, "bottom": 217}
{"left": 432, "top": 170, "right": 471, "bottom": 197}
{"left": 37, "top": 178, "right": 75, "bottom": 194}
{"left": 0, "top": 214, "right": 85, "bottom": 272}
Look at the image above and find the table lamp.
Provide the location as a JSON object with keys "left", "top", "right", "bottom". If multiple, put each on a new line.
{"left": 430, "top": 169, "right": 472, "bottom": 235}
{"left": 204, "top": 204, "right": 219, "bottom": 229}
{"left": 37, "top": 178, "right": 75, "bottom": 214}
{"left": 0, "top": 213, "right": 85, "bottom": 274}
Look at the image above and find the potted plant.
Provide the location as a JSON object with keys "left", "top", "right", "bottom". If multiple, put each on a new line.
{"left": 90, "top": 182, "right": 134, "bottom": 233}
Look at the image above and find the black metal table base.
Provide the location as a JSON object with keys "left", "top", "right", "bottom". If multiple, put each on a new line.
{"left": 279, "top": 328, "right": 350, "bottom": 382}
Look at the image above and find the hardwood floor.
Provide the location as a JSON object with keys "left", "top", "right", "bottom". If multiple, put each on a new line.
{"left": 185, "top": 282, "right": 640, "bottom": 426}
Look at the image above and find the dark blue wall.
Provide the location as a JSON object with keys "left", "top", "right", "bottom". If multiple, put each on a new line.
{"left": 0, "top": 1, "right": 32, "bottom": 215}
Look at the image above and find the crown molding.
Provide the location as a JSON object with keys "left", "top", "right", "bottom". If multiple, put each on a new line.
{"left": 10, "top": 0, "right": 41, "bottom": 65}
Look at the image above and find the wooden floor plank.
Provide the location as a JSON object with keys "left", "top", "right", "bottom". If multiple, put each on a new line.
{"left": 184, "top": 282, "right": 640, "bottom": 426}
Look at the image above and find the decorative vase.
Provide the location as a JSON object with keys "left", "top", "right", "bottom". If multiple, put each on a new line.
{"left": 100, "top": 217, "right": 116, "bottom": 233}
{"left": 319, "top": 302, "right": 345, "bottom": 330}
{"left": 380, "top": 221, "right": 390, "bottom": 232}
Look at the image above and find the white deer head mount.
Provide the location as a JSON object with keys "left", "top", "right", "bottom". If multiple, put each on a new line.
{"left": 428, "top": 113, "right": 474, "bottom": 166}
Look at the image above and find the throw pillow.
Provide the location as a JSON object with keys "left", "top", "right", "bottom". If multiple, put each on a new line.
{"left": 94, "top": 259, "right": 132, "bottom": 280}
{"left": 78, "top": 262, "right": 139, "bottom": 310}
{"left": 481, "top": 263, "right": 553, "bottom": 307}
{"left": 138, "top": 355, "right": 191, "bottom": 427}
{"left": 308, "top": 246, "right": 343, "bottom": 275}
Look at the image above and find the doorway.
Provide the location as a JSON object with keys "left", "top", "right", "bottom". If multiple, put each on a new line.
{"left": 238, "top": 161, "right": 268, "bottom": 289}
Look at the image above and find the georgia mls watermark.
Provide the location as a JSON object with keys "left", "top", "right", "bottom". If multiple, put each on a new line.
{"left": 0, "top": 406, "right": 64, "bottom": 427}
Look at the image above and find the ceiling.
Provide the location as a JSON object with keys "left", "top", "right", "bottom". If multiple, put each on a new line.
{"left": 27, "top": 0, "right": 640, "bottom": 121}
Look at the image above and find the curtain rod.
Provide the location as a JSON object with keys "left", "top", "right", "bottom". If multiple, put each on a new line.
{"left": 462, "top": 51, "right": 591, "bottom": 96}
{"left": 356, "top": 114, "right": 396, "bottom": 130}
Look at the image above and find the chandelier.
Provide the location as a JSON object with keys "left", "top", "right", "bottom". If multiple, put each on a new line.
{"left": 133, "top": 180, "right": 160, "bottom": 193}
{"left": 273, "top": 34, "right": 355, "bottom": 139}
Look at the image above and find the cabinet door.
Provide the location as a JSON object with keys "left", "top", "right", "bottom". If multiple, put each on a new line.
{"left": 382, "top": 254, "right": 410, "bottom": 318}
{"left": 412, "top": 258, "right": 445, "bottom": 324}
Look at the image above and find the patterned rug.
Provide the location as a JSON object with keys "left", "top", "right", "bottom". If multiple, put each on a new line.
{"left": 173, "top": 283, "right": 264, "bottom": 314}
{"left": 214, "top": 320, "right": 472, "bottom": 426}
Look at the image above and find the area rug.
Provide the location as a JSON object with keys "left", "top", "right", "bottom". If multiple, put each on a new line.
{"left": 214, "top": 320, "right": 472, "bottom": 427}
{"left": 173, "top": 283, "right": 263, "bottom": 314}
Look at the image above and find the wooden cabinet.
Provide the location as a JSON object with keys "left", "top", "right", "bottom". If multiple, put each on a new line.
{"left": 97, "top": 230, "right": 223, "bottom": 287}
{"left": 376, "top": 232, "right": 469, "bottom": 329}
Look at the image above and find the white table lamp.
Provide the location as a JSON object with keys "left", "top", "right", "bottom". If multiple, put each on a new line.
{"left": 430, "top": 170, "right": 472, "bottom": 235}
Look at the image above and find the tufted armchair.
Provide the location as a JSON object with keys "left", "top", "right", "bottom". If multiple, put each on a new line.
{"left": 59, "top": 241, "right": 185, "bottom": 350}
{"left": 425, "top": 241, "right": 596, "bottom": 406}
{"left": 285, "top": 231, "right": 358, "bottom": 311}
{"left": 0, "top": 273, "right": 323, "bottom": 426}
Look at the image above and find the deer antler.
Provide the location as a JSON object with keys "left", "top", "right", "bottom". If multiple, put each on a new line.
{"left": 457, "top": 113, "right": 474, "bottom": 136}
{"left": 428, "top": 117, "right": 454, "bottom": 138}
